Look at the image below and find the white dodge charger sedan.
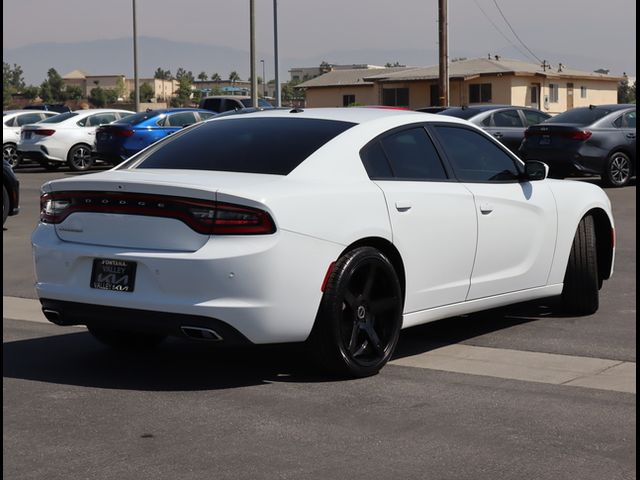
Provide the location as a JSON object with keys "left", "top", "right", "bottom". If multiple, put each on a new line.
{"left": 32, "top": 108, "right": 615, "bottom": 377}
{"left": 18, "top": 109, "right": 134, "bottom": 171}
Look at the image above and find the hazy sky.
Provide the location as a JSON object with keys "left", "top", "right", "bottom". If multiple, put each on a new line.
{"left": 3, "top": 0, "right": 637, "bottom": 75}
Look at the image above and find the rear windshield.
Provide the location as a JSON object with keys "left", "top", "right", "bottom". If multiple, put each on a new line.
{"left": 39, "top": 112, "right": 78, "bottom": 123}
{"left": 436, "top": 108, "right": 480, "bottom": 120}
{"left": 545, "top": 107, "right": 617, "bottom": 126}
{"left": 131, "top": 117, "right": 355, "bottom": 175}
{"left": 117, "top": 111, "right": 161, "bottom": 125}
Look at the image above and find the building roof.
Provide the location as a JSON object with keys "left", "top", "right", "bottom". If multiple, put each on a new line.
{"left": 296, "top": 67, "right": 411, "bottom": 88}
{"left": 365, "top": 57, "right": 624, "bottom": 82}
{"left": 62, "top": 69, "right": 89, "bottom": 79}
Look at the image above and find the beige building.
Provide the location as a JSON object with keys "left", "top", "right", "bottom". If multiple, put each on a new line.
{"left": 125, "top": 78, "right": 178, "bottom": 101}
{"left": 298, "top": 58, "right": 622, "bottom": 114}
{"left": 289, "top": 64, "right": 388, "bottom": 83}
{"left": 63, "top": 70, "right": 178, "bottom": 101}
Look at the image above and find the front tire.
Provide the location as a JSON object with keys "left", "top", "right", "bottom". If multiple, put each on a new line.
{"left": 309, "top": 247, "right": 403, "bottom": 378}
{"left": 561, "top": 216, "right": 599, "bottom": 315}
{"left": 3, "top": 143, "right": 20, "bottom": 168}
{"left": 67, "top": 144, "right": 94, "bottom": 171}
{"left": 602, "top": 151, "right": 632, "bottom": 187}
{"left": 88, "top": 326, "right": 166, "bottom": 350}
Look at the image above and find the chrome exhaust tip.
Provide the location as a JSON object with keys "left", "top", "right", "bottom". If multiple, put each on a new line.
{"left": 180, "top": 326, "right": 223, "bottom": 341}
{"left": 42, "top": 308, "right": 64, "bottom": 325}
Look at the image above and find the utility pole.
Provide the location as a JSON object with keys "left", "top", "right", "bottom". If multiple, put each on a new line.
{"left": 132, "top": 0, "right": 140, "bottom": 111}
{"left": 250, "top": 0, "right": 258, "bottom": 107}
{"left": 260, "top": 59, "right": 266, "bottom": 97}
{"left": 273, "top": 0, "right": 281, "bottom": 107}
{"left": 438, "top": 0, "right": 449, "bottom": 106}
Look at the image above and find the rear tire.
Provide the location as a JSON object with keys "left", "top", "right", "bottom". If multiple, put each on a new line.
{"left": 88, "top": 326, "right": 166, "bottom": 350}
{"left": 308, "top": 247, "right": 403, "bottom": 378}
{"left": 602, "top": 151, "right": 632, "bottom": 187}
{"left": 67, "top": 144, "right": 94, "bottom": 171}
{"left": 561, "top": 216, "right": 599, "bottom": 315}
{"left": 3, "top": 143, "right": 20, "bottom": 168}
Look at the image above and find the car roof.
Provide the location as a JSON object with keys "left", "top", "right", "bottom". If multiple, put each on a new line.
{"left": 201, "top": 95, "right": 251, "bottom": 100}
{"left": 3, "top": 109, "right": 53, "bottom": 115}
{"left": 143, "top": 108, "right": 212, "bottom": 115}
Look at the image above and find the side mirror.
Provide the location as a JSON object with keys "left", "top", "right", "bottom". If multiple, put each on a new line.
{"left": 523, "top": 160, "right": 549, "bottom": 181}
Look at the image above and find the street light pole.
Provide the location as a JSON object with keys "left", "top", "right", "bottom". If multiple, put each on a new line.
{"left": 132, "top": 0, "right": 140, "bottom": 111}
{"left": 250, "top": 0, "right": 258, "bottom": 108}
{"left": 273, "top": 0, "right": 281, "bottom": 107}
{"left": 260, "top": 59, "right": 266, "bottom": 98}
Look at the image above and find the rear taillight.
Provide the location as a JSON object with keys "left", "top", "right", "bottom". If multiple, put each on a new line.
{"left": 40, "top": 192, "right": 276, "bottom": 235}
{"left": 117, "top": 129, "right": 134, "bottom": 137}
{"left": 34, "top": 129, "right": 56, "bottom": 136}
{"left": 567, "top": 130, "right": 592, "bottom": 140}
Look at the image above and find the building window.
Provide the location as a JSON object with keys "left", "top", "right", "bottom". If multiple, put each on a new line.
{"left": 549, "top": 84, "right": 559, "bottom": 103}
{"left": 469, "top": 83, "right": 492, "bottom": 103}
{"left": 382, "top": 88, "right": 409, "bottom": 107}
{"left": 430, "top": 85, "right": 439, "bottom": 106}
{"left": 580, "top": 86, "right": 587, "bottom": 98}
{"left": 343, "top": 94, "right": 356, "bottom": 107}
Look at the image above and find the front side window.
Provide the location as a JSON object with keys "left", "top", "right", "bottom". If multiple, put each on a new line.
{"left": 382, "top": 88, "right": 409, "bottom": 107}
{"left": 434, "top": 125, "right": 520, "bottom": 182}
{"left": 130, "top": 117, "right": 355, "bottom": 175}
{"left": 469, "top": 83, "right": 492, "bottom": 103}
{"left": 378, "top": 127, "right": 448, "bottom": 180}
{"left": 549, "top": 84, "right": 559, "bottom": 103}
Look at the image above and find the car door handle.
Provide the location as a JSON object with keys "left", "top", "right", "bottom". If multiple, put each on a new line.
{"left": 395, "top": 201, "right": 412, "bottom": 212}
{"left": 479, "top": 203, "right": 494, "bottom": 214}
{"left": 493, "top": 132, "right": 503, "bottom": 138}
{"left": 626, "top": 133, "right": 636, "bottom": 139}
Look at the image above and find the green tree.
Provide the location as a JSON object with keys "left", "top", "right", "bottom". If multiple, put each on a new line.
{"left": 89, "top": 86, "right": 107, "bottom": 107}
{"left": 176, "top": 68, "right": 194, "bottom": 83}
{"left": 64, "top": 85, "right": 83, "bottom": 100}
{"left": 197, "top": 71, "right": 208, "bottom": 81}
{"left": 105, "top": 89, "right": 118, "bottom": 104}
{"left": 210, "top": 72, "right": 221, "bottom": 81}
{"left": 174, "top": 76, "right": 193, "bottom": 106}
{"left": 5, "top": 62, "right": 25, "bottom": 90}
{"left": 23, "top": 85, "right": 40, "bottom": 100}
{"left": 39, "top": 81, "right": 54, "bottom": 103}
{"left": 154, "top": 67, "right": 172, "bottom": 80}
{"left": 618, "top": 78, "right": 631, "bottom": 103}
{"left": 3, "top": 63, "right": 15, "bottom": 107}
{"left": 46, "top": 68, "right": 65, "bottom": 101}
{"left": 228, "top": 71, "right": 241, "bottom": 83}
{"left": 319, "top": 60, "right": 331, "bottom": 74}
{"left": 140, "top": 82, "right": 154, "bottom": 102}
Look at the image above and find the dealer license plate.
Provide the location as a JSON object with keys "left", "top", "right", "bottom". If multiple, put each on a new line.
{"left": 90, "top": 258, "right": 137, "bottom": 293}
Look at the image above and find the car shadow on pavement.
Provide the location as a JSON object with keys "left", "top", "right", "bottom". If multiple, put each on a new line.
{"left": 4, "top": 298, "right": 569, "bottom": 391}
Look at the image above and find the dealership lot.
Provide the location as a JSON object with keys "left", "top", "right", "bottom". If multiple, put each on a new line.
{"left": 3, "top": 168, "right": 636, "bottom": 479}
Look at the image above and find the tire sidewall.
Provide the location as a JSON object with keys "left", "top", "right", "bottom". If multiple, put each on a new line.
{"left": 67, "top": 144, "right": 94, "bottom": 171}
{"left": 604, "top": 152, "right": 631, "bottom": 187}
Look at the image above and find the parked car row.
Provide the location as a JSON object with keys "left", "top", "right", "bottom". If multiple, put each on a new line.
{"left": 3, "top": 110, "right": 60, "bottom": 167}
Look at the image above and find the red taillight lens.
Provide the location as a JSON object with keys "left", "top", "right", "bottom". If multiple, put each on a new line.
{"left": 567, "top": 130, "right": 592, "bottom": 140}
{"left": 34, "top": 129, "right": 56, "bottom": 136}
{"left": 40, "top": 192, "right": 276, "bottom": 235}
{"left": 114, "top": 129, "right": 134, "bottom": 137}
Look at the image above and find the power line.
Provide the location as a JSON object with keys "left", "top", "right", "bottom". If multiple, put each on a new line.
{"left": 491, "top": 0, "right": 543, "bottom": 64}
{"left": 472, "top": 0, "right": 534, "bottom": 62}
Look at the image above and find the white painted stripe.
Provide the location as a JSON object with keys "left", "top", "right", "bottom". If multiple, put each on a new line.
{"left": 391, "top": 345, "right": 635, "bottom": 394}
{"left": 3, "top": 296, "right": 635, "bottom": 394}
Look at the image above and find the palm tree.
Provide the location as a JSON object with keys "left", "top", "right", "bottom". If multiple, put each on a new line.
{"left": 229, "top": 71, "right": 241, "bottom": 83}
{"left": 197, "top": 72, "right": 208, "bottom": 82}
{"left": 211, "top": 72, "right": 221, "bottom": 82}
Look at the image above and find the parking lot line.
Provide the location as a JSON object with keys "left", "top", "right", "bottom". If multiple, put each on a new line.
{"left": 3, "top": 295, "right": 635, "bottom": 394}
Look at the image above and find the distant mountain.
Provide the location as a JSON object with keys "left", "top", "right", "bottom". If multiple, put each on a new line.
{"left": 3, "top": 37, "right": 633, "bottom": 86}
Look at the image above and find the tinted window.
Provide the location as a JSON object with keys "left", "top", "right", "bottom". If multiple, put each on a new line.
{"left": 522, "top": 110, "right": 550, "bottom": 126}
{"left": 434, "top": 126, "right": 520, "bottom": 182}
{"left": 198, "top": 112, "right": 216, "bottom": 121}
{"left": 4, "top": 117, "right": 16, "bottom": 127}
{"left": 623, "top": 111, "right": 636, "bottom": 128}
{"left": 240, "top": 98, "right": 273, "bottom": 108}
{"left": 360, "top": 141, "right": 393, "bottom": 179}
{"left": 546, "top": 107, "right": 617, "bottom": 126}
{"left": 380, "top": 127, "right": 447, "bottom": 180}
{"left": 201, "top": 98, "right": 223, "bottom": 112}
{"left": 87, "top": 113, "right": 118, "bottom": 127}
{"left": 118, "top": 111, "right": 160, "bottom": 125}
{"left": 133, "top": 117, "right": 355, "bottom": 175}
{"left": 16, "top": 113, "right": 45, "bottom": 126}
{"left": 166, "top": 112, "right": 197, "bottom": 127}
{"left": 39, "top": 112, "right": 78, "bottom": 123}
{"left": 492, "top": 110, "right": 524, "bottom": 127}
{"left": 437, "top": 108, "right": 480, "bottom": 120}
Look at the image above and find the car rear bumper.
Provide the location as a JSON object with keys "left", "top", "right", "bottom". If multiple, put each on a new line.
{"left": 520, "top": 149, "right": 605, "bottom": 177}
{"left": 17, "top": 147, "right": 64, "bottom": 163}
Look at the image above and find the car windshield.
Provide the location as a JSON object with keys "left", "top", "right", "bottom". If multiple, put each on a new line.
{"left": 545, "top": 107, "right": 617, "bottom": 126}
{"left": 129, "top": 117, "right": 355, "bottom": 175}
{"left": 240, "top": 98, "right": 273, "bottom": 108}
{"left": 436, "top": 108, "right": 480, "bottom": 120}
{"left": 117, "top": 111, "right": 161, "bottom": 125}
{"left": 39, "top": 112, "right": 79, "bottom": 123}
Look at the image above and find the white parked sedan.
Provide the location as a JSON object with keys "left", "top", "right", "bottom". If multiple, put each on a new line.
{"left": 18, "top": 109, "right": 134, "bottom": 171}
{"left": 32, "top": 108, "right": 615, "bottom": 377}
{"left": 3, "top": 110, "right": 59, "bottom": 167}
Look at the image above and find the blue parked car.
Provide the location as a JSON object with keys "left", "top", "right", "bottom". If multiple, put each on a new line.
{"left": 92, "top": 108, "right": 217, "bottom": 164}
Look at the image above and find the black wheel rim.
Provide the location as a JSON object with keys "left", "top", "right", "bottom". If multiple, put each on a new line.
{"left": 339, "top": 260, "right": 401, "bottom": 367}
{"left": 609, "top": 154, "right": 630, "bottom": 185}
{"left": 71, "top": 147, "right": 92, "bottom": 170}
{"left": 3, "top": 145, "right": 19, "bottom": 168}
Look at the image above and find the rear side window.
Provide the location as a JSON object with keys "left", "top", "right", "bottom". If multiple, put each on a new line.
{"left": 39, "top": 112, "right": 78, "bottom": 123}
{"left": 379, "top": 128, "right": 448, "bottom": 180}
{"left": 165, "top": 112, "right": 197, "bottom": 127}
{"left": 16, "top": 113, "right": 45, "bottom": 126}
{"left": 434, "top": 125, "right": 520, "bottom": 182}
{"left": 201, "top": 98, "right": 223, "bottom": 112}
{"left": 360, "top": 142, "right": 393, "bottom": 178}
{"left": 133, "top": 117, "right": 355, "bottom": 175}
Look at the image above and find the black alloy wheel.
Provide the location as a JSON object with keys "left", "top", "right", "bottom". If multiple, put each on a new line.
{"left": 310, "top": 247, "right": 403, "bottom": 378}
{"left": 3, "top": 144, "right": 20, "bottom": 168}
{"left": 603, "top": 152, "right": 632, "bottom": 187}
{"left": 67, "top": 144, "right": 94, "bottom": 171}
